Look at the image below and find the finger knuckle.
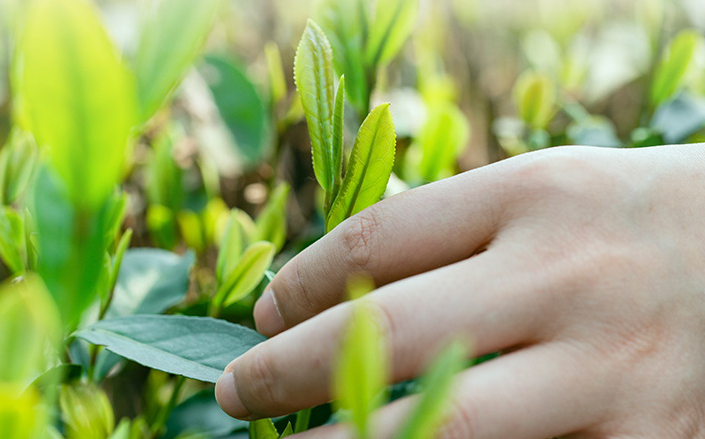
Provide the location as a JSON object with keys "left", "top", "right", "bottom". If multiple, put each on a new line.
{"left": 342, "top": 207, "right": 382, "bottom": 272}
{"left": 239, "top": 349, "right": 280, "bottom": 416}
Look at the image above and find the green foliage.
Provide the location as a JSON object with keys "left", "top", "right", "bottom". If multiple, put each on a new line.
{"left": 365, "top": 0, "right": 419, "bottom": 67}
{"left": 265, "top": 42, "right": 287, "bottom": 106}
{"left": 60, "top": 383, "right": 115, "bottom": 439}
{"left": 17, "top": 0, "right": 136, "bottom": 211}
{"left": 75, "top": 315, "right": 266, "bottom": 383}
{"left": 326, "top": 104, "right": 396, "bottom": 232}
{"left": 253, "top": 183, "right": 290, "bottom": 252}
{"left": 295, "top": 20, "right": 338, "bottom": 194}
{"left": 0, "top": 384, "right": 46, "bottom": 439}
{"left": 650, "top": 29, "right": 703, "bottom": 107}
{"left": 0, "top": 207, "right": 24, "bottom": 274}
{"left": 333, "top": 280, "right": 388, "bottom": 439}
{"left": 147, "top": 126, "right": 185, "bottom": 213}
{"left": 395, "top": 342, "right": 468, "bottom": 439}
{"left": 166, "top": 390, "right": 248, "bottom": 439}
{"left": 134, "top": 0, "right": 222, "bottom": 123}
{"left": 0, "top": 130, "right": 37, "bottom": 206}
{"left": 213, "top": 241, "right": 276, "bottom": 310}
{"left": 513, "top": 71, "right": 556, "bottom": 130}
{"left": 249, "top": 419, "right": 278, "bottom": 439}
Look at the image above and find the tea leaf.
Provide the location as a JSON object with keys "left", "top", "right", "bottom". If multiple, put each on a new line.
{"left": 134, "top": 0, "right": 222, "bottom": 122}
{"left": 416, "top": 103, "right": 470, "bottom": 182}
{"left": 254, "top": 183, "right": 290, "bottom": 252}
{"left": 0, "top": 384, "right": 46, "bottom": 439}
{"left": 216, "top": 211, "right": 245, "bottom": 285}
{"left": 146, "top": 204, "right": 178, "bottom": 250}
{"left": 75, "top": 315, "right": 266, "bottom": 383}
{"left": 365, "top": 0, "right": 418, "bottom": 67}
{"left": 146, "top": 126, "right": 184, "bottom": 212}
{"left": 294, "top": 20, "right": 336, "bottom": 192}
{"left": 280, "top": 423, "right": 294, "bottom": 437}
{"left": 60, "top": 383, "right": 115, "bottom": 439}
{"left": 201, "top": 55, "right": 271, "bottom": 168}
{"left": 265, "top": 42, "right": 287, "bottom": 105}
{"left": 166, "top": 390, "right": 248, "bottom": 439}
{"left": 331, "top": 76, "right": 346, "bottom": 202}
{"left": 319, "top": 0, "right": 369, "bottom": 114}
{"left": 333, "top": 299, "right": 388, "bottom": 439}
{"left": 395, "top": 341, "right": 468, "bottom": 439}
{"left": 178, "top": 210, "right": 206, "bottom": 253}
{"left": 326, "top": 104, "right": 396, "bottom": 232}
{"left": 17, "top": 0, "right": 136, "bottom": 210}
{"left": 215, "top": 241, "right": 276, "bottom": 308}
{"left": 0, "top": 207, "right": 24, "bottom": 274}
{"left": 249, "top": 419, "right": 279, "bottom": 439}
{"left": 0, "top": 131, "right": 37, "bottom": 206}
{"left": 650, "top": 29, "right": 703, "bottom": 107}
{"left": 513, "top": 71, "right": 555, "bottom": 129}
{"left": 106, "top": 249, "right": 195, "bottom": 318}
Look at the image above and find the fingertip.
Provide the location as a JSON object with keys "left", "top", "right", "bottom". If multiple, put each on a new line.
{"left": 254, "top": 287, "right": 287, "bottom": 336}
{"left": 215, "top": 371, "right": 250, "bottom": 420}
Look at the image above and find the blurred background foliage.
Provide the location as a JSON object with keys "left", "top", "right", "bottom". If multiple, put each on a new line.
{"left": 1, "top": 0, "right": 705, "bottom": 437}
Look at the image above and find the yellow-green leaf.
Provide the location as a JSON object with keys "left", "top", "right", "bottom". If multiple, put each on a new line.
{"left": 331, "top": 76, "right": 346, "bottom": 203}
{"left": 416, "top": 103, "right": 470, "bottom": 182}
{"left": 216, "top": 210, "right": 245, "bottom": 285}
{"left": 17, "top": 0, "right": 136, "bottom": 210}
{"left": 0, "top": 130, "right": 37, "bottom": 206}
{"left": 395, "top": 341, "right": 468, "bottom": 439}
{"left": 265, "top": 42, "right": 287, "bottom": 105}
{"left": 134, "top": 0, "right": 222, "bottom": 123}
{"left": 333, "top": 297, "right": 388, "bottom": 439}
{"left": 215, "top": 241, "right": 275, "bottom": 308}
{"left": 513, "top": 71, "right": 556, "bottom": 129}
{"left": 254, "top": 183, "right": 290, "bottom": 252}
{"left": 249, "top": 418, "right": 278, "bottom": 439}
{"left": 177, "top": 210, "right": 205, "bottom": 253}
{"left": 0, "top": 384, "right": 46, "bottom": 439}
{"left": 0, "top": 207, "right": 24, "bottom": 274}
{"left": 294, "top": 20, "right": 336, "bottom": 192}
{"left": 326, "top": 104, "right": 396, "bottom": 232}
{"left": 365, "top": 0, "right": 418, "bottom": 67}
{"left": 650, "top": 29, "right": 703, "bottom": 107}
{"left": 0, "top": 276, "right": 60, "bottom": 383}
{"left": 279, "top": 423, "right": 294, "bottom": 438}
{"left": 60, "top": 383, "right": 115, "bottom": 439}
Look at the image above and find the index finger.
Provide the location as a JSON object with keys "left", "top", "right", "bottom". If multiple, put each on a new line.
{"left": 254, "top": 163, "right": 511, "bottom": 336}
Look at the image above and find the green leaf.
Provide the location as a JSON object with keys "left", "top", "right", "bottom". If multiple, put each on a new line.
{"left": 178, "top": 210, "right": 206, "bottom": 253}
{"left": 319, "top": 0, "right": 370, "bottom": 114}
{"left": 146, "top": 204, "right": 178, "bottom": 250}
{"left": 146, "top": 126, "right": 184, "bottom": 212}
{"left": 0, "top": 276, "right": 60, "bottom": 383}
{"left": 0, "top": 384, "right": 46, "bottom": 439}
{"left": 0, "top": 130, "right": 37, "bottom": 206}
{"left": 330, "top": 76, "right": 345, "bottom": 202}
{"left": 333, "top": 297, "right": 388, "bottom": 439}
{"left": 416, "top": 103, "right": 470, "bottom": 182}
{"left": 279, "top": 423, "right": 294, "bottom": 438}
{"left": 294, "top": 20, "right": 336, "bottom": 192}
{"left": 254, "top": 183, "right": 290, "bottom": 252}
{"left": 513, "top": 71, "right": 556, "bottom": 130}
{"left": 216, "top": 211, "right": 244, "bottom": 285}
{"left": 106, "top": 248, "right": 195, "bottom": 318}
{"left": 249, "top": 419, "right": 279, "bottom": 439}
{"left": 106, "top": 229, "right": 133, "bottom": 302}
{"left": 165, "top": 390, "right": 248, "bottom": 439}
{"left": 0, "top": 207, "right": 24, "bottom": 274}
{"left": 59, "top": 383, "right": 115, "bottom": 439}
{"left": 75, "top": 315, "right": 266, "bottom": 383}
{"left": 134, "top": 0, "right": 222, "bottom": 123}
{"left": 201, "top": 55, "right": 271, "bottom": 168}
{"left": 395, "top": 342, "right": 468, "bottom": 439}
{"left": 365, "top": 0, "right": 418, "bottom": 67}
{"left": 109, "top": 419, "right": 131, "bottom": 439}
{"left": 214, "top": 241, "right": 276, "bottom": 308}
{"left": 265, "top": 42, "right": 287, "bottom": 105}
{"left": 326, "top": 103, "right": 396, "bottom": 232}
{"left": 17, "top": 0, "right": 136, "bottom": 210}
{"left": 650, "top": 29, "right": 703, "bottom": 107}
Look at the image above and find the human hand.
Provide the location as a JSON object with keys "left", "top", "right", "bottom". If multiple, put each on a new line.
{"left": 216, "top": 145, "right": 705, "bottom": 438}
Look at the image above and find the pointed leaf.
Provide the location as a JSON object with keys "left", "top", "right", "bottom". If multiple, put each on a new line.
{"left": 294, "top": 20, "right": 336, "bottom": 192}
{"left": 254, "top": 183, "right": 290, "bottom": 252}
{"left": 365, "top": 0, "right": 418, "bottom": 67}
{"left": 395, "top": 341, "right": 468, "bottom": 439}
{"left": 0, "top": 130, "right": 37, "bottom": 206}
{"left": 134, "top": 0, "right": 222, "bottom": 122}
{"left": 650, "top": 29, "right": 703, "bottom": 107}
{"left": 215, "top": 242, "right": 276, "bottom": 308}
{"left": 279, "top": 423, "right": 294, "bottom": 438}
{"left": 17, "top": 0, "right": 136, "bottom": 210}
{"left": 331, "top": 76, "right": 345, "bottom": 201}
{"left": 513, "top": 71, "right": 555, "bottom": 129}
{"left": 75, "top": 315, "right": 266, "bottom": 383}
{"left": 249, "top": 418, "right": 279, "bottom": 439}
{"left": 416, "top": 103, "right": 470, "bottom": 182}
{"left": 326, "top": 104, "right": 396, "bottom": 232}
{"left": 0, "top": 207, "right": 24, "bottom": 274}
{"left": 216, "top": 211, "right": 245, "bottom": 285}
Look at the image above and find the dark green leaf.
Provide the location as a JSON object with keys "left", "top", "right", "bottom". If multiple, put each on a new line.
{"left": 165, "top": 389, "right": 248, "bottom": 439}
{"left": 75, "top": 315, "right": 266, "bottom": 383}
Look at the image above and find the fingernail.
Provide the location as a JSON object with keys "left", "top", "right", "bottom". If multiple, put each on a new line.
{"left": 215, "top": 371, "right": 250, "bottom": 419}
{"left": 254, "top": 288, "right": 286, "bottom": 336}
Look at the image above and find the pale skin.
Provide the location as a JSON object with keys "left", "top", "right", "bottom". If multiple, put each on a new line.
{"left": 215, "top": 144, "right": 705, "bottom": 438}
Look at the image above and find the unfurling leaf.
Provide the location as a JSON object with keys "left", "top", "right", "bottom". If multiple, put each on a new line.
{"left": 650, "top": 29, "right": 703, "bottom": 107}
{"left": 334, "top": 296, "right": 388, "bottom": 439}
{"left": 134, "top": 0, "right": 222, "bottom": 123}
{"left": 294, "top": 20, "right": 336, "bottom": 192}
{"left": 365, "top": 0, "right": 418, "bottom": 67}
{"left": 75, "top": 315, "right": 266, "bottom": 383}
{"left": 254, "top": 183, "right": 290, "bottom": 252}
{"left": 214, "top": 241, "right": 276, "bottom": 308}
{"left": 60, "top": 383, "right": 115, "bottom": 439}
{"left": 395, "top": 341, "right": 469, "bottom": 439}
{"left": 513, "top": 71, "right": 556, "bottom": 129}
{"left": 326, "top": 104, "right": 396, "bottom": 232}
{"left": 17, "top": 0, "right": 136, "bottom": 210}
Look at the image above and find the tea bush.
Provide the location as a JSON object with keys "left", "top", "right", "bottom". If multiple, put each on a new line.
{"left": 0, "top": 0, "right": 703, "bottom": 437}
